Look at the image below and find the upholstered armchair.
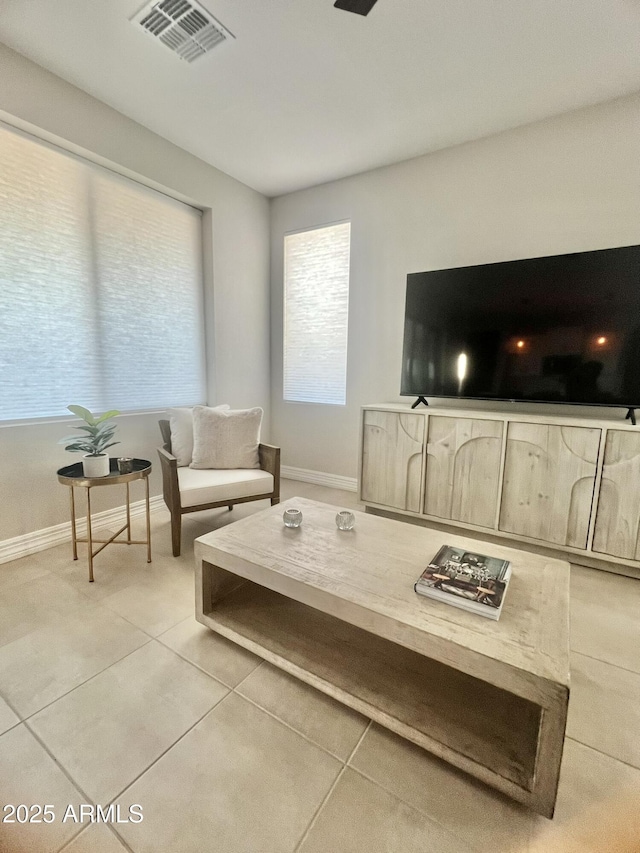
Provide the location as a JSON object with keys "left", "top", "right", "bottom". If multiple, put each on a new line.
{"left": 158, "top": 418, "right": 280, "bottom": 557}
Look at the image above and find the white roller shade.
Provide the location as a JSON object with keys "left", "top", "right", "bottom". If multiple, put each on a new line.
{"left": 0, "top": 123, "right": 205, "bottom": 421}
{"left": 283, "top": 222, "right": 350, "bottom": 405}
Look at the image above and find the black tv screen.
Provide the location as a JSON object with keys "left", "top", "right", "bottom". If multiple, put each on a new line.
{"left": 401, "top": 244, "right": 640, "bottom": 408}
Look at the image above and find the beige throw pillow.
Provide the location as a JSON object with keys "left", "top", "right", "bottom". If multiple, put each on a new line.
{"left": 168, "top": 405, "right": 229, "bottom": 467}
{"left": 190, "top": 406, "right": 262, "bottom": 470}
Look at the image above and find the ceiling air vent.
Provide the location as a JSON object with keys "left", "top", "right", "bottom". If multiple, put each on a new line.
{"left": 130, "top": 0, "right": 234, "bottom": 63}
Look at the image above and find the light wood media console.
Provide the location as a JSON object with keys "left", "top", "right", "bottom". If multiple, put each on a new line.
{"left": 196, "top": 498, "right": 570, "bottom": 818}
{"left": 360, "top": 403, "right": 640, "bottom": 577}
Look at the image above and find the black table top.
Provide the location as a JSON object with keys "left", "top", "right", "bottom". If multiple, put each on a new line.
{"left": 57, "top": 458, "right": 152, "bottom": 485}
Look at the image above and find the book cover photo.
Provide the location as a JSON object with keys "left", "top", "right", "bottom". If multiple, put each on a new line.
{"left": 415, "top": 544, "right": 512, "bottom": 620}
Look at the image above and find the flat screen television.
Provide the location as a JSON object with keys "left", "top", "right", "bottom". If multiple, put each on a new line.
{"left": 401, "top": 244, "right": 640, "bottom": 412}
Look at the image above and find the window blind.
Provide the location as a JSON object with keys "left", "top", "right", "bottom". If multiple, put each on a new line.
{"left": 283, "top": 222, "right": 350, "bottom": 405}
{"left": 0, "top": 123, "right": 206, "bottom": 421}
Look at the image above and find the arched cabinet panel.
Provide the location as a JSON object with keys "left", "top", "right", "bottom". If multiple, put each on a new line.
{"left": 592, "top": 431, "right": 640, "bottom": 560}
{"left": 424, "top": 416, "right": 503, "bottom": 529}
{"left": 498, "top": 423, "right": 600, "bottom": 548}
{"left": 361, "top": 410, "right": 424, "bottom": 512}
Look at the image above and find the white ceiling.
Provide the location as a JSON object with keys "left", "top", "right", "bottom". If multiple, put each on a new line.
{"left": 0, "top": 0, "right": 639, "bottom": 197}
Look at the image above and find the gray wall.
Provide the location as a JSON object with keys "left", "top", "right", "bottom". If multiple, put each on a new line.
{"left": 270, "top": 93, "right": 640, "bottom": 479}
{"left": 0, "top": 44, "right": 271, "bottom": 540}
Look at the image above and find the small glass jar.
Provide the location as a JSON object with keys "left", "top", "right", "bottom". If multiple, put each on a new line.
{"left": 117, "top": 457, "right": 134, "bottom": 474}
{"left": 283, "top": 508, "right": 303, "bottom": 528}
{"left": 335, "top": 510, "right": 356, "bottom": 531}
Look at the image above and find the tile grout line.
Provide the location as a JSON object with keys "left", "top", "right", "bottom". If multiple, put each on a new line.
{"left": 345, "top": 762, "right": 489, "bottom": 853}
{"left": 0, "top": 569, "right": 163, "bottom": 676}
{"left": 96, "top": 591, "right": 193, "bottom": 640}
{"left": 155, "top": 634, "right": 263, "bottom": 691}
{"left": 0, "top": 687, "right": 23, "bottom": 728}
{"left": 53, "top": 811, "right": 137, "bottom": 853}
{"left": 146, "top": 637, "right": 235, "bottom": 693}
{"left": 17, "top": 636, "right": 155, "bottom": 727}
{"left": 154, "top": 614, "right": 192, "bottom": 639}
{"left": 107, "top": 824, "right": 137, "bottom": 853}
{"left": 291, "top": 720, "right": 373, "bottom": 853}
{"left": 87, "top": 598, "right": 164, "bottom": 641}
{"left": 0, "top": 608, "right": 212, "bottom": 737}
{"left": 27, "top": 646, "right": 233, "bottom": 852}
{"left": 346, "top": 718, "right": 372, "bottom": 763}
{"left": 0, "top": 718, "right": 21, "bottom": 738}
{"left": 230, "top": 658, "right": 267, "bottom": 691}
{"left": 570, "top": 648, "right": 640, "bottom": 678}
{"left": 104, "top": 822, "right": 137, "bottom": 853}
{"left": 22, "top": 722, "right": 96, "bottom": 853}
{"left": 292, "top": 765, "right": 348, "bottom": 853}
{"left": 0, "top": 568, "right": 53, "bottom": 599}
{"left": 0, "top": 684, "right": 27, "bottom": 736}
{"left": 55, "top": 820, "right": 138, "bottom": 853}
{"left": 564, "top": 734, "right": 640, "bottom": 773}
{"left": 55, "top": 828, "right": 87, "bottom": 853}
{"left": 48, "top": 560, "right": 198, "bottom": 642}
{"left": 232, "top": 686, "right": 367, "bottom": 764}
{"left": 341, "top": 720, "right": 491, "bottom": 851}
{"left": 342, "top": 736, "right": 638, "bottom": 847}
{"left": 56, "top": 826, "right": 91, "bottom": 853}
{"left": 105, "top": 687, "right": 232, "bottom": 805}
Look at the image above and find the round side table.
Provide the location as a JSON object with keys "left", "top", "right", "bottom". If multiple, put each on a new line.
{"left": 57, "top": 458, "right": 152, "bottom": 582}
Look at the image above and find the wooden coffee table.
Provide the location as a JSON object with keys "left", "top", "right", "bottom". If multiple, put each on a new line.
{"left": 195, "top": 497, "right": 570, "bottom": 817}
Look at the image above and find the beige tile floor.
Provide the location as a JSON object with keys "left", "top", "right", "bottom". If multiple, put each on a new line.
{"left": 1, "top": 480, "right": 639, "bottom": 852}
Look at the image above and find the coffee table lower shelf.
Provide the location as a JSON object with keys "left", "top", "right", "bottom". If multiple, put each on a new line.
{"left": 197, "top": 576, "right": 547, "bottom": 813}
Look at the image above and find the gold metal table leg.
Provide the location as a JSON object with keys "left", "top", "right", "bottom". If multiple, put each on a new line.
{"left": 59, "top": 460, "right": 153, "bottom": 583}
{"left": 145, "top": 475, "right": 152, "bottom": 563}
{"left": 69, "top": 486, "right": 78, "bottom": 560}
{"left": 86, "top": 487, "right": 94, "bottom": 583}
{"left": 126, "top": 481, "right": 131, "bottom": 543}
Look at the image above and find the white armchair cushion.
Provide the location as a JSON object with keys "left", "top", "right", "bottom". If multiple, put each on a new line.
{"left": 177, "top": 467, "right": 274, "bottom": 508}
{"left": 168, "top": 405, "right": 229, "bottom": 467}
{"left": 191, "top": 406, "right": 262, "bottom": 470}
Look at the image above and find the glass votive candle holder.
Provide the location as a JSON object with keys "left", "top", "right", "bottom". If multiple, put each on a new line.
{"left": 283, "top": 508, "right": 303, "bottom": 528}
{"left": 335, "top": 510, "right": 356, "bottom": 531}
{"left": 117, "top": 457, "right": 134, "bottom": 475}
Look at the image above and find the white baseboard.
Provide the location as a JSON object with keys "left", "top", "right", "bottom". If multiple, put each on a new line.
{"left": 0, "top": 495, "right": 165, "bottom": 565}
{"left": 281, "top": 465, "right": 358, "bottom": 493}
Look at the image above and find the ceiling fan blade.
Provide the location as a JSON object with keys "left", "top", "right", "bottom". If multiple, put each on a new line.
{"left": 334, "top": 0, "right": 379, "bottom": 16}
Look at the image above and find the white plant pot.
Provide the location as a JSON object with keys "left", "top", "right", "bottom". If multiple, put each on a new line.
{"left": 82, "top": 454, "right": 110, "bottom": 478}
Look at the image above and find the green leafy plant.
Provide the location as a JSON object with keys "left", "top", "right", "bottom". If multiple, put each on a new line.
{"left": 60, "top": 405, "right": 121, "bottom": 457}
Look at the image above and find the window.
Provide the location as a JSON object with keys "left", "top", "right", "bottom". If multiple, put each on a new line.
{"left": 283, "top": 222, "right": 350, "bottom": 405}
{"left": 0, "top": 123, "right": 206, "bottom": 421}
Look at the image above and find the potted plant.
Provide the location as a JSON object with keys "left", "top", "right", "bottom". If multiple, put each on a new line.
{"left": 60, "top": 405, "right": 121, "bottom": 477}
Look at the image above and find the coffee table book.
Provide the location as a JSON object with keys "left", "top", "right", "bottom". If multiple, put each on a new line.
{"left": 415, "top": 544, "right": 512, "bottom": 620}
{"left": 195, "top": 497, "right": 570, "bottom": 818}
